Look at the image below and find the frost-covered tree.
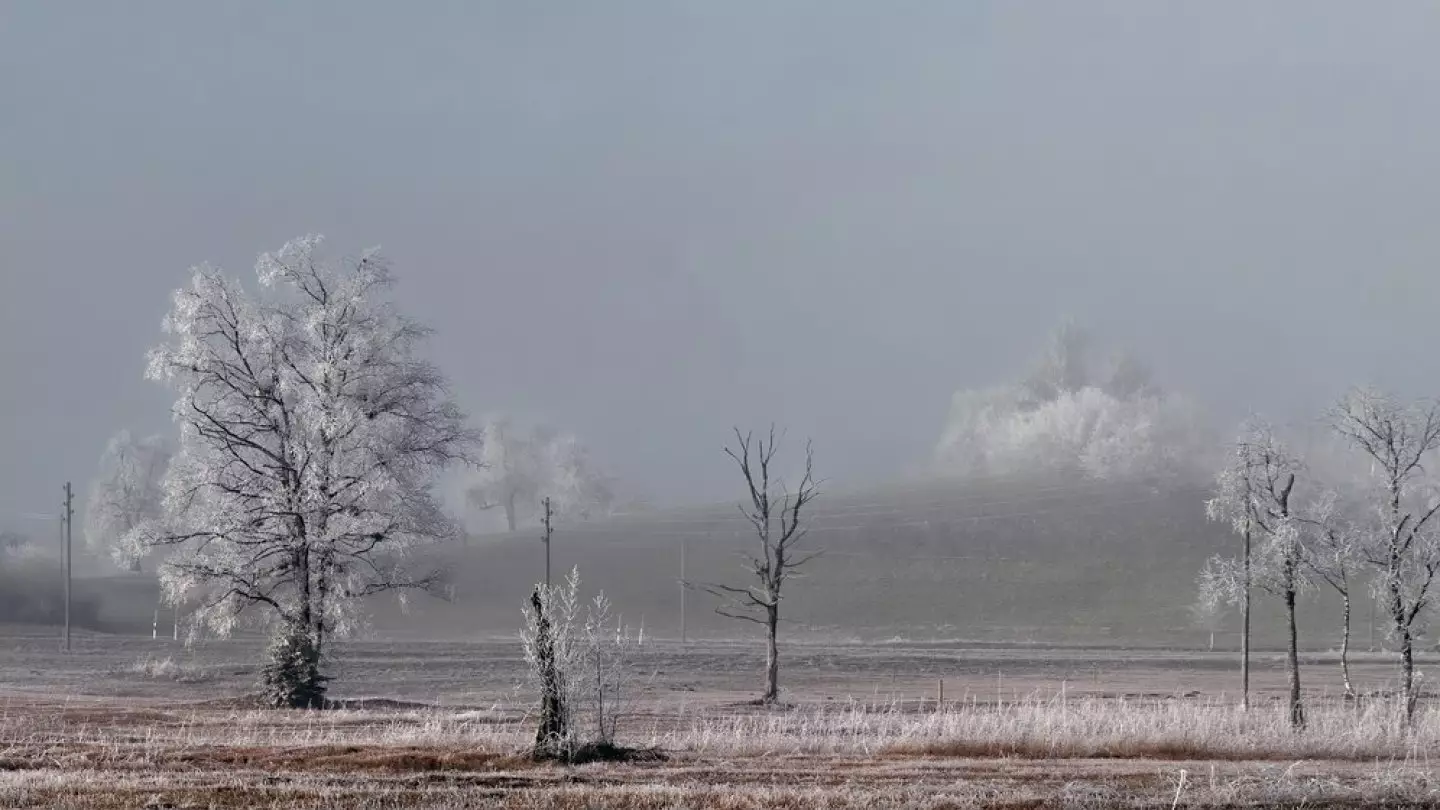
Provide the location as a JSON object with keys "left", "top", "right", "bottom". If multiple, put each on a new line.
{"left": 934, "top": 322, "right": 1208, "bottom": 481}
{"left": 1100, "top": 351, "right": 1158, "bottom": 401}
{"left": 136, "top": 235, "right": 474, "bottom": 708}
{"left": 466, "top": 417, "right": 539, "bottom": 533}
{"left": 1019, "top": 319, "right": 1092, "bottom": 405}
{"left": 1238, "top": 423, "right": 1307, "bottom": 729}
{"left": 699, "top": 427, "right": 820, "bottom": 705}
{"left": 1203, "top": 419, "right": 1308, "bottom": 728}
{"left": 1329, "top": 387, "right": 1440, "bottom": 724}
{"left": 542, "top": 432, "right": 616, "bottom": 522}
{"left": 464, "top": 417, "right": 613, "bottom": 533}
{"left": 1198, "top": 533, "right": 1251, "bottom": 709}
{"left": 1303, "top": 489, "right": 1362, "bottom": 698}
{"left": 0, "top": 530, "right": 30, "bottom": 558}
{"left": 1188, "top": 589, "right": 1228, "bottom": 652}
{"left": 84, "top": 430, "right": 172, "bottom": 572}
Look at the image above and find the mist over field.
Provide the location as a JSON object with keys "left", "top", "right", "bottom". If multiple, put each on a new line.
{"left": 12, "top": 5, "right": 1440, "bottom": 806}
{"left": 5, "top": 2, "right": 1440, "bottom": 647}
{"left": 8, "top": 3, "right": 1440, "bottom": 518}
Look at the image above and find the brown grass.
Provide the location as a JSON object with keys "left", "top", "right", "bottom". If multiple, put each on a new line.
{"left": 4, "top": 756, "right": 1439, "bottom": 809}
{"left": 4, "top": 695, "right": 1440, "bottom": 807}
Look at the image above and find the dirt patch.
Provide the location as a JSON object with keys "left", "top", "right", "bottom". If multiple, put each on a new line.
{"left": 168, "top": 744, "right": 525, "bottom": 773}
{"left": 325, "top": 697, "right": 438, "bottom": 711}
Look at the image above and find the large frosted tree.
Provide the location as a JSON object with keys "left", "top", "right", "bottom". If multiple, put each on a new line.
{"left": 85, "top": 429, "right": 172, "bottom": 572}
{"left": 137, "top": 235, "right": 474, "bottom": 707}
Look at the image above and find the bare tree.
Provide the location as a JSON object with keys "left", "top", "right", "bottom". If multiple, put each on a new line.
{"left": 700, "top": 426, "right": 821, "bottom": 705}
{"left": 1330, "top": 387, "right": 1440, "bottom": 724}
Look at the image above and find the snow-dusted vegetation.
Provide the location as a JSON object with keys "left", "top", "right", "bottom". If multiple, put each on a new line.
{"left": 934, "top": 322, "right": 1212, "bottom": 483}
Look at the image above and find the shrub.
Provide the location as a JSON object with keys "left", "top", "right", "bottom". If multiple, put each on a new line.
{"left": 259, "top": 625, "right": 328, "bottom": 709}
{"left": 520, "top": 567, "right": 636, "bottom": 761}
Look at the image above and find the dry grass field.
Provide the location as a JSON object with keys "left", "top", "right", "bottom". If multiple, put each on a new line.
{"left": 3, "top": 626, "right": 1440, "bottom": 807}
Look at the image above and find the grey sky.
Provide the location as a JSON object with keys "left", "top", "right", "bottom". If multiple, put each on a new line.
{"left": 5, "top": 2, "right": 1440, "bottom": 527}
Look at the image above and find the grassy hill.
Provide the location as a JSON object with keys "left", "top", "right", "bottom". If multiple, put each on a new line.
{"left": 384, "top": 474, "right": 1329, "bottom": 648}
{"left": 49, "top": 474, "right": 1374, "bottom": 649}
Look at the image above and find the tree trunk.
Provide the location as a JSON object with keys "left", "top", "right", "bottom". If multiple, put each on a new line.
{"left": 297, "top": 547, "right": 313, "bottom": 632}
{"left": 1340, "top": 591, "right": 1354, "bottom": 700}
{"left": 763, "top": 604, "right": 779, "bottom": 704}
{"left": 1387, "top": 558, "right": 1417, "bottom": 726}
{"left": 1388, "top": 486, "right": 1416, "bottom": 725}
{"left": 506, "top": 492, "right": 518, "bottom": 533}
{"left": 1241, "top": 525, "right": 1251, "bottom": 711}
{"left": 530, "top": 588, "right": 569, "bottom": 757}
{"left": 1400, "top": 623, "right": 1416, "bottom": 725}
{"left": 1285, "top": 586, "right": 1304, "bottom": 730}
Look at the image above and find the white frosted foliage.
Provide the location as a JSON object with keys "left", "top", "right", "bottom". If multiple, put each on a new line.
{"left": 139, "top": 235, "right": 474, "bottom": 645}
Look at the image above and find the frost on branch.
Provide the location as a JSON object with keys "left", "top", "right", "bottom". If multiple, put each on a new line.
{"left": 140, "top": 235, "right": 475, "bottom": 707}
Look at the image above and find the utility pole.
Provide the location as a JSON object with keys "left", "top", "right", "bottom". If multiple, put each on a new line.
{"left": 62, "top": 481, "right": 73, "bottom": 653}
{"left": 679, "top": 539, "right": 687, "bottom": 644}
{"left": 541, "top": 496, "right": 554, "bottom": 589}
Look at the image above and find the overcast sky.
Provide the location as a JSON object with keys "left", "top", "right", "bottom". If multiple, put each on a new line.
{"left": 6, "top": 2, "right": 1440, "bottom": 528}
